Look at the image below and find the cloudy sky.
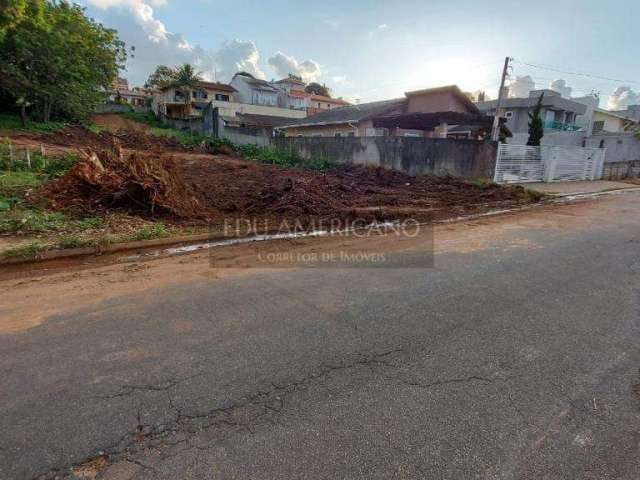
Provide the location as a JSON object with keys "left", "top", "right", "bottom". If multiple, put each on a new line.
{"left": 79, "top": 0, "right": 640, "bottom": 108}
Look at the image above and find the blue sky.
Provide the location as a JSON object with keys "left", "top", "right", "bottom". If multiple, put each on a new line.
{"left": 79, "top": 0, "right": 640, "bottom": 108}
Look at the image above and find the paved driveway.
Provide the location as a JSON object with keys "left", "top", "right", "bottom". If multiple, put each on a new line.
{"left": 1, "top": 193, "right": 640, "bottom": 479}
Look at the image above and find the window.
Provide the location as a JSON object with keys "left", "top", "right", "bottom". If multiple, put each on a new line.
{"left": 215, "top": 94, "right": 230, "bottom": 101}
{"left": 193, "top": 89, "right": 207, "bottom": 100}
{"left": 365, "top": 127, "right": 388, "bottom": 137}
{"left": 347, "top": 132, "right": 356, "bottom": 137}
{"left": 592, "top": 121, "right": 605, "bottom": 134}
{"left": 174, "top": 90, "right": 186, "bottom": 102}
{"left": 311, "top": 133, "right": 323, "bottom": 137}
{"left": 335, "top": 132, "right": 343, "bottom": 137}
{"left": 505, "top": 111, "right": 514, "bottom": 119}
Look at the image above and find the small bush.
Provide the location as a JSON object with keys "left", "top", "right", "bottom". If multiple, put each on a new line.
{"left": 2, "top": 242, "right": 44, "bottom": 260}
{"left": 133, "top": 222, "right": 168, "bottom": 241}
{"left": 57, "top": 236, "right": 94, "bottom": 249}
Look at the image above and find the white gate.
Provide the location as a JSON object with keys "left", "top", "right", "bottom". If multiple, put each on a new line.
{"left": 494, "top": 144, "right": 605, "bottom": 183}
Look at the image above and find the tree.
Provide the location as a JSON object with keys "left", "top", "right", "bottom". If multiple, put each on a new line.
{"left": 144, "top": 65, "right": 173, "bottom": 90}
{"left": 305, "top": 82, "right": 331, "bottom": 97}
{"left": 169, "top": 64, "right": 203, "bottom": 114}
{"left": 526, "top": 93, "right": 545, "bottom": 146}
{"left": 0, "top": 0, "right": 126, "bottom": 123}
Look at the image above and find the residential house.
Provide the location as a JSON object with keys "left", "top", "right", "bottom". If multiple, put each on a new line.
{"left": 273, "top": 75, "right": 311, "bottom": 111}
{"left": 279, "top": 85, "right": 488, "bottom": 138}
{"left": 108, "top": 77, "right": 151, "bottom": 108}
{"left": 612, "top": 105, "right": 640, "bottom": 122}
{"left": 152, "top": 81, "right": 236, "bottom": 119}
{"left": 477, "top": 89, "right": 587, "bottom": 141}
{"left": 307, "top": 95, "right": 351, "bottom": 115}
{"left": 230, "top": 72, "right": 280, "bottom": 107}
{"left": 590, "top": 108, "right": 638, "bottom": 134}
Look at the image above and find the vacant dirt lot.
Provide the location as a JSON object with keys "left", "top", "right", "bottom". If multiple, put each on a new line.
{"left": 25, "top": 123, "right": 539, "bottom": 228}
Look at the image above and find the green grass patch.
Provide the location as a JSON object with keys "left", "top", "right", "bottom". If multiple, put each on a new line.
{"left": 2, "top": 241, "right": 44, "bottom": 260}
{"left": 132, "top": 222, "right": 168, "bottom": 241}
{"left": 120, "top": 111, "right": 209, "bottom": 147}
{"left": 0, "top": 207, "right": 104, "bottom": 234}
{"left": 524, "top": 188, "right": 547, "bottom": 202}
{"left": 0, "top": 113, "right": 66, "bottom": 133}
{"left": 0, "top": 170, "right": 46, "bottom": 192}
{"left": 235, "top": 144, "right": 337, "bottom": 171}
{"left": 56, "top": 235, "right": 96, "bottom": 249}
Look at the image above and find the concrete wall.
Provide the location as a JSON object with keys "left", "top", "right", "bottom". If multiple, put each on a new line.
{"left": 272, "top": 137, "right": 497, "bottom": 178}
{"left": 585, "top": 134, "right": 640, "bottom": 163}
{"left": 406, "top": 91, "right": 469, "bottom": 114}
{"left": 601, "top": 160, "right": 640, "bottom": 180}
{"left": 222, "top": 126, "right": 271, "bottom": 146}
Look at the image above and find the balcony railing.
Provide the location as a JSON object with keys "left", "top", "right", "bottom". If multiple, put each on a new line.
{"left": 543, "top": 120, "right": 583, "bottom": 132}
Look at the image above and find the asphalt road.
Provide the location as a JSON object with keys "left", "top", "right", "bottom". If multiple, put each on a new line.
{"left": 2, "top": 193, "right": 640, "bottom": 479}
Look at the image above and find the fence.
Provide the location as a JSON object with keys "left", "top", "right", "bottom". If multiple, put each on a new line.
{"left": 601, "top": 160, "right": 640, "bottom": 180}
{"left": 272, "top": 137, "right": 498, "bottom": 179}
{"left": 493, "top": 144, "right": 605, "bottom": 183}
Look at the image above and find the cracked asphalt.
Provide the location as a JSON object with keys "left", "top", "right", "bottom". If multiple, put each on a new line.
{"left": 2, "top": 192, "right": 640, "bottom": 479}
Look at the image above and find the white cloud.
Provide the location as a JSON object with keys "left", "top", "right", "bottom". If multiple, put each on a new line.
{"left": 508, "top": 75, "right": 535, "bottom": 98}
{"left": 608, "top": 86, "right": 640, "bottom": 110}
{"left": 84, "top": 0, "right": 268, "bottom": 83}
{"left": 377, "top": 24, "right": 389, "bottom": 30}
{"left": 215, "top": 40, "right": 265, "bottom": 80}
{"left": 267, "top": 52, "right": 321, "bottom": 82}
{"left": 549, "top": 79, "right": 572, "bottom": 98}
{"left": 85, "top": 0, "right": 172, "bottom": 43}
{"left": 331, "top": 75, "right": 347, "bottom": 84}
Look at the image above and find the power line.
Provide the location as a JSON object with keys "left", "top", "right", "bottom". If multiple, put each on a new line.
{"left": 512, "top": 59, "right": 640, "bottom": 86}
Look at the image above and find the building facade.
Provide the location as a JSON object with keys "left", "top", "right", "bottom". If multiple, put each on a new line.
{"left": 280, "top": 85, "right": 487, "bottom": 138}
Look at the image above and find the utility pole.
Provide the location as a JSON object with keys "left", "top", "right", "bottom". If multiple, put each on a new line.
{"left": 491, "top": 56, "right": 511, "bottom": 141}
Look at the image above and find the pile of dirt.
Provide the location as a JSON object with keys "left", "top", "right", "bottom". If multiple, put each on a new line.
{"left": 176, "top": 156, "right": 534, "bottom": 226}
{"left": 33, "top": 126, "right": 200, "bottom": 154}
{"left": 42, "top": 142, "right": 202, "bottom": 218}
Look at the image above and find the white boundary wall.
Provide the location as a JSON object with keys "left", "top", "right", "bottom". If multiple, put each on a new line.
{"left": 494, "top": 144, "right": 605, "bottom": 183}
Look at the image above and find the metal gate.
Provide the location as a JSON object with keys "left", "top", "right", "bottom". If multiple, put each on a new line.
{"left": 493, "top": 144, "right": 605, "bottom": 183}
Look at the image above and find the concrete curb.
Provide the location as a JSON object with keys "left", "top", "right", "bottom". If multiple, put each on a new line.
{"left": 3, "top": 186, "right": 639, "bottom": 268}
{"left": 0, "top": 232, "right": 234, "bottom": 266}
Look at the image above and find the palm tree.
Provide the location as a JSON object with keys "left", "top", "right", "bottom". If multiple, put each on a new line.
{"left": 169, "top": 64, "right": 203, "bottom": 118}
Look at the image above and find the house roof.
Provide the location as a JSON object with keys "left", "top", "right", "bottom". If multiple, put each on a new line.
{"left": 196, "top": 81, "right": 236, "bottom": 93}
{"left": 372, "top": 111, "right": 492, "bottom": 130}
{"left": 594, "top": 107, "right": 639, "bottom": 123}
{"left": 280, "top": 98, "right": 405, "bottom": 128}
{"left": 245, "top": 77, "right": 279, "bottom": 93}
{"left": 235, "top": 113, "right": 297, "bottom": 128}
{"left": 275, "top": 77, "right": 306, "bottom": 86}
{"left": 288, "top": 89, "right": 310, "bottom": 99}
{"left": 310, "top": 94, "right": 351, "bottom": 105}
{"left": 159, "top": 81, "right": 236, "bottom": 93}
{"left": 404, "top": 85, "right": 480, "bottom": 114}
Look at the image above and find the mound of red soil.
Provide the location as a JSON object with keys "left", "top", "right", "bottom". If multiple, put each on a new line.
{"left": 33, "top": 126, "right": 200, "bottom": 154}
{"left": 42, "top": 144, "right": 202, "bottom": 218}
{"left": 176, "top": 155, "right": 532, "bottom": 226}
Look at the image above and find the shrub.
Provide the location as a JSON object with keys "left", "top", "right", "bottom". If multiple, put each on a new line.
{"left": 133, "top": 222, "right": 168, "bottom": 241}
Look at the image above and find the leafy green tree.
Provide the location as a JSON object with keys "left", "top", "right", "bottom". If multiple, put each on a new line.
{"left": 526, "top": 93, "right": 545, "bottom": 146}
{"left": 305, "top": 82, "right": 331, "bottom": 97}
{"left": 144, "top": 65, "right": 174, "bottom": 90}
{"left": 0, "top": 0, "right": 126, "bottom": 124}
